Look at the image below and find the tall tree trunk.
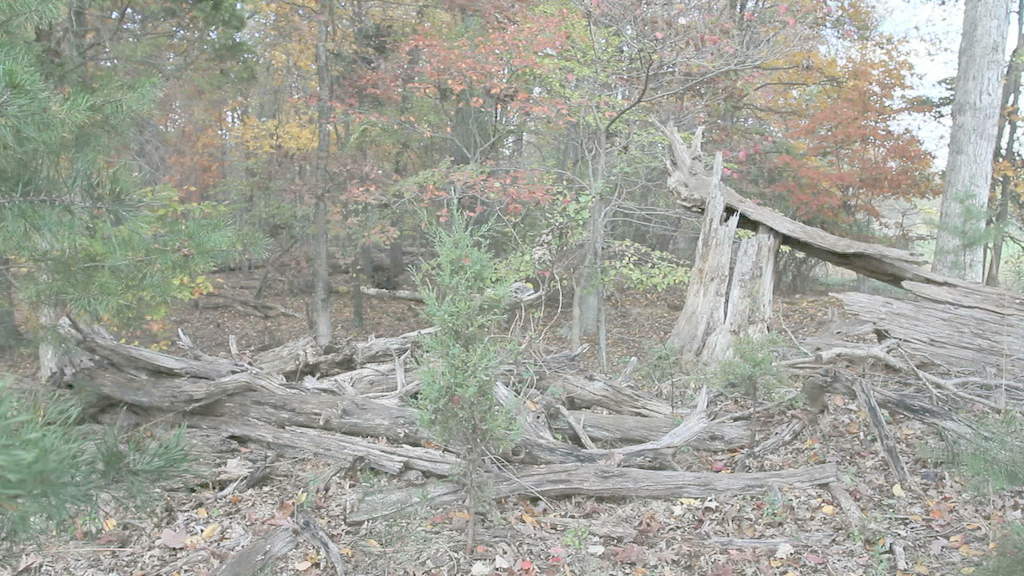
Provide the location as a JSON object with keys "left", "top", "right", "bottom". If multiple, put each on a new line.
{"left": 310, "top": 0, "right": 333, "bottom": 347}
{"left": 933, "top": 0, "right": 1011, "bottom": 281}
{"left": 0, "top": 258, "right": 20, "bottom": 349}
{"left": 986, "top": 0, "right": 1024, "bottom": 286}
{"left": 572, "top": 134, "right": 607, "bottom": 368}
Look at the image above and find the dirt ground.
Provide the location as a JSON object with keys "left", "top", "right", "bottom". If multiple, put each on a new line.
{"left": 1, "top": 266, "right": 1020, "bottom": 576}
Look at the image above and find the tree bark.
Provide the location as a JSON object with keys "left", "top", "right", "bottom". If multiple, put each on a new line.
{"left": 987, "top": 0, "right": 1024, "bottom": 286}
{"left": 346, "top": 463, "right": 839, "bottom": 523}
{"left": 666, "top": 153, "right": 779, "bottom": 363}
{"left": 310, "top": 0, "right": 333, "bottom": 347}
{"left": 934, "top": 0, "right": 1011, "bottom": 281}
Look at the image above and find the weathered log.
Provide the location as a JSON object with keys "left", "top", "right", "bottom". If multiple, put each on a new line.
{"left": 252, "top": 327, "right": 437, "bottom": 377}
{"left": 499, "top": 383, "right": 712, "bottom": 467}
{"left": 549, "top": 410, "right": 750, "bottom": 450}
{"left": 197, "top": 389, "right": 424, "bottom": 443}
{"left": 190, "top": 416, "right": 458, "bottom": 476}
{"left": 838, "top": 291, "right": 1024, "bottom": 376}
{"left": 315, "top": 362, "right": 401, "bottom": 395}
{"left": 216, "top": 526, "right": 298, "bottom": 576}
{"left": 854, "top": 380, "right": 913, "bottom": 489}
{"left": 74, "top": 323, "right": 245, "bottom": 380}
{"left": 539, "top": 373, "right": 674, "bottom": 417}
{"left": 347, "top": 463, "right": 839, "bottom": 523}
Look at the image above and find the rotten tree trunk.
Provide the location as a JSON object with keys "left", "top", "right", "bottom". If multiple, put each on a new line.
{"left": 347, "top": 463, "right": 839, "bottom": 523}
{"left": 666, "top": 153, "right": 780, "bottom": 362}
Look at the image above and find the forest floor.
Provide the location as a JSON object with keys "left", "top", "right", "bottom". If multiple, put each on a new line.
{"left": 1, "top": 264, "right": 1020, "bottom": 576}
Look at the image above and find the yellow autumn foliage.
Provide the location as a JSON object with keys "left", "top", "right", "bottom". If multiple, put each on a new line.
{"left": 234, "top": 113, "right": 319, "bottom": 155}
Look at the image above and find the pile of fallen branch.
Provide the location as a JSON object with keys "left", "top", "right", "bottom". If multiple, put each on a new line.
{"left": 63, "top": 319, "right": 853, "bottom": 525}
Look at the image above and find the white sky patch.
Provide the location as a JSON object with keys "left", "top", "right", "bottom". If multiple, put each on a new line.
{"left": 875, "top": 0, "right": 964, "bottom": 166}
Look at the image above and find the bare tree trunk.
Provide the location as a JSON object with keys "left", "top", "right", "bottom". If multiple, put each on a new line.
{"left": 0, "top": 257, "right": 20, "bottom": 349}
{"left": 986, "top": 0, "right": 1024, "bottom": 286}
{"left": 665, "top": 150, "right": 780, "bottom": 363}
{"left": 933, "top": 0, "right": 1011, "bottom": 281}
{"left": 310, "top": 0, "right": 333, "bottom": 347}
{"left": 572, "top": 135, "right": 608, "bottom": 368}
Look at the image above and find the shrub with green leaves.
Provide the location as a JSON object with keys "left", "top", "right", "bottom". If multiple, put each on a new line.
{"left": 0, "top": 382, "right": 189, "bottom": 542}
{"left": 604, "top": 240, "right": 690, "bottom": 294}
{"left": 712, "top": 335, "right": 787, "bottom": 402}
{"left": 978, "top": 522, "right": 1024, "bottom": 576}
{"left": 937, "top": 413, "right": 1024, "bottom": 494}
{"left": 413, "top": 213, "right": 519, "bottom": 547}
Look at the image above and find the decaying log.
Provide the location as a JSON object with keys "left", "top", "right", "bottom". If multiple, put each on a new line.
{"left": 216, "top": 526, "right": 298, "bottom": 576}
{"left": 252, "top": 327, "right": 437, "bottom": 377}
{"left": 853, "top": 380, "right": 913, "bottom": 489}
{"left": 347, "top": 462, "right": 839, "bottom": 523}
{"left": 315, "top": 362, "right": 401, "bottom": 395}
{"left": 838, "top": 291, "right": 1024, "bottom": 376}
{"left": 549, "top": 410, "right": 750, "bottom": 450}
{"left": 74, "top": 323, "right": 245, "bottom": 380}
{"left": 197, "top": 389, "right": 425, "bottom": 443}
{"left": 540, "top": 373, "right": 674, "bottom": 417}
{"left": 190, "top": 416, "right": 458, "bottom": 476}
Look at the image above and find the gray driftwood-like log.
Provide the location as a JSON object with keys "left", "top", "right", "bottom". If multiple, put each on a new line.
{"left": 216, "top": 526, "right": 298, "bottom": 576}
{"left": 549, "top": 409, "right": 750, "bottom": 450}
{"left": 190, "top": 416, "right": 458, "bottom": 476}
{"left": 74, "top": 323, "right": 246, "bottom": 380}
{"left": 347, "top": 462, "right": 839, "bottom": 523}
{"left": 838, "top": 291, "right": 1024, "bottom": 376}
{"left": 197, "top": 389, "right": 425, "bottom": 442}
{"left": 539, "top": 372, "right": 674, "bottom": 417}
{"left": 853, "top": 380, "right": 914, "bottom": 489}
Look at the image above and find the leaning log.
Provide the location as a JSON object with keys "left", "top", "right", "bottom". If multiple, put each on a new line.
{"left": 660, "top": 123, "right": 1024, "bottom": 376}
{"left": 347, "top": 463, "right": 839, "bottom": 523}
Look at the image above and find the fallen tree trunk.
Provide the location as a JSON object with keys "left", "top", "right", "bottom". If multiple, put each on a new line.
{"left": 549, "top": 409, "right": 750, "bottom": 450}
{"left": 216, "top": 526, "right": 297, "bottom": 576}
{"left": 838, "top": 291, "right": 1024, "bottom": 376}
{"left": 539, "top": 373, "right": 674, "bottom": 417}
{"left": 190, "top": 416, "right": 458, "bottom": 476}
{"left": 347, "top": 463, "right": 839, "bottom": 523}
